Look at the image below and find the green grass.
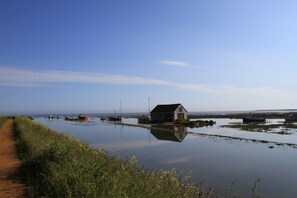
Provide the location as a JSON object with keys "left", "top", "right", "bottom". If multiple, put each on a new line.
{"left": 221, "top": 123, "right": 297, "bottom": 133}
{"left": 0, "top": 116, "right": 8, "bottom": 128}
{"left": 14, "top": 116, "right": 214, "bottom": 198}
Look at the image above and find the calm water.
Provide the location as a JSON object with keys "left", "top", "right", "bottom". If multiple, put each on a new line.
{"left": 35, "top": 117, "right": 297, "bottom": 198}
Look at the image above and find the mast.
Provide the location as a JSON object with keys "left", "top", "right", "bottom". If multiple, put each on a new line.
{"left": 148, "top": 97, "right": 150, "bottom": 114}
{"left": 120, "top": 100, "right": 122, "bottom": 117}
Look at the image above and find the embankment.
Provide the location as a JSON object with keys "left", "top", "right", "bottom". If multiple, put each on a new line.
{"left": 14, "top": 116, "right": 214, "bottom": 197}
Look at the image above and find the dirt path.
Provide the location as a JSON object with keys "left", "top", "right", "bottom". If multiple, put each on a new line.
{"left": 0, "top": 119, "right": 27, "bottom": 197}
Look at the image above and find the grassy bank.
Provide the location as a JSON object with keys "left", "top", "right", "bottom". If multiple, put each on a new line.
{"left": 14, "top": 116, "right": 214, "bottom": 198}
{"left": 0, "top": 116, "right": 8, "bottom": 128}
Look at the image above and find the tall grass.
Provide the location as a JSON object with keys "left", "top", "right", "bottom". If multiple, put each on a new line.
{"left": 0, "top": 116, "right": 8, "bottom": 128}
{"left": 15, "top": 116, "right": 214, "bottom": 198}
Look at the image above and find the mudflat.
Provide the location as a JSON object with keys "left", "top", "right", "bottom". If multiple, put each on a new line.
{"left": 0, "top": 119, "right": 27, "bottom": 197}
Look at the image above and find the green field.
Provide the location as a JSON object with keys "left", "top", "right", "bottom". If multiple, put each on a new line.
{"left": 14, "top": 116, "right": 214, "bottom": 198}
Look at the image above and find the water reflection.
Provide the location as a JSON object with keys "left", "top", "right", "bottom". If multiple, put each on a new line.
{"left": 153, "top": 124, "right": 188, "bottom": 132}
{"left": 151, "top": 125, "right": 188, "bottom": 143}
{"left": 92, "top": 139, "right": 166, "bottom": 152}
{"left": 151, "top": 130, "right": 187, "bottom": 143}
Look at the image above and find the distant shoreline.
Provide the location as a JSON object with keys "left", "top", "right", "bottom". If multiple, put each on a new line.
{"left": 188, "top": 112, "right": 291, "bottom": 119}
{"left": 1, "top": 109, "right": 297, "bottom": 118}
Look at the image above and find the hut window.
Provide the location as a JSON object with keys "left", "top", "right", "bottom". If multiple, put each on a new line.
{"left": 179, "top": 107, "right": 183, "bottom": 112}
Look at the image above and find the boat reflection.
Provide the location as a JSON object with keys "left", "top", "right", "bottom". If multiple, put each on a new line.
{"left": 150, "top": 125, "right": 188, "bottom": 143}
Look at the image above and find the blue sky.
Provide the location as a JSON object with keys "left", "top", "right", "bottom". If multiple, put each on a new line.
{"left": 1, "top": 0, "right": 297, "bottom": 113}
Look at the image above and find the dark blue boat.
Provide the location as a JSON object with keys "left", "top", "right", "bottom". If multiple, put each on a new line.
{"left": 243, "top": 114, "right": 266, "bottom": 123}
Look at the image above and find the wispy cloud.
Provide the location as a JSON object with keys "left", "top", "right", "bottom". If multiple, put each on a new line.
{"left": 0, "top": 66, "right": 287, "bottom": 96}
{"left": 91, "top": 140, "right": 166, "bottom": 151}
{"left": 0, "top": 67, "right": 170, "bottom": 87}
{"left": 158, "top": 60, "right": 190, "bottom": 67}
{"left": 164, "top": 156, "right": 194, "bottom": 164}
{"left": 173, "top": 83, "right": 287, "bottom": 96}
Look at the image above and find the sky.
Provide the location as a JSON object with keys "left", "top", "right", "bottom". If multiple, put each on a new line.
{"left": 1, "top": 0, "right": 297, "bottom": 114}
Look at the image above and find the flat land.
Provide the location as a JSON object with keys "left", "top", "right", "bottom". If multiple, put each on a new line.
{"left": 0, "top": 119, "right": 27, "bottom": 197}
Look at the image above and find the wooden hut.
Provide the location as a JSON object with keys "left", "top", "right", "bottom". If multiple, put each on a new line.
{"left": 150, "top": 103, "right": 187, "bottom": 122}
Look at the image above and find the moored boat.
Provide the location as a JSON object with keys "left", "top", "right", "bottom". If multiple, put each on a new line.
{"left": 108, "top": 116, "right": 122, "bottom": 121}
{"left": 65, "top": 114, "right": 88, "bottom": 121}
{"left": 78, "top": 114, "right": 88, "bottom": 121}
{"left": 243, "top": 114, "right": 266, "bottom": 123}
{"left": 65, "top": 116, "right": 78, "bottom": 121}
{"left": 108, "top": 109, "right": 122, "bottom": 122}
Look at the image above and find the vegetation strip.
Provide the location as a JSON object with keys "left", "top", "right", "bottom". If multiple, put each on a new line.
{"left": 15, "top": 116, "right": 214, "bottom": 198}
{"left": 188, "top": 112, "right": 288, "bottom": 119}
{"left": 222, "top": 123, "right": 297, "bottom": 132}
{"left": 0, "top": 116, "right": 8, "bottom": 128}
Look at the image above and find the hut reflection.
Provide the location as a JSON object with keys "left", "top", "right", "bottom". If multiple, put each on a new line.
{"left": 150, "top": 125, "right": 188, "bottom": 143}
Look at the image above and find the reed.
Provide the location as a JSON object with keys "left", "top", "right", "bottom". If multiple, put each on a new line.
{"left": 14, "top": 116, "right": 214, "bottom": 198}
